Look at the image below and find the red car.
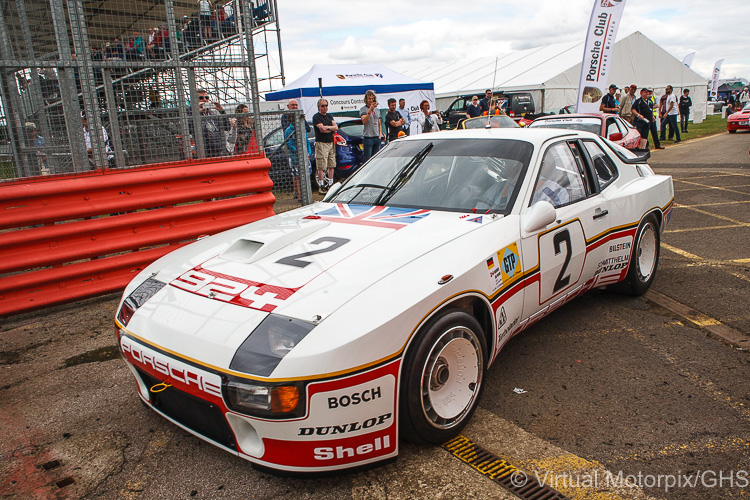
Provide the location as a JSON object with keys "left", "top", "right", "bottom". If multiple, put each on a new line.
{"left": 727, "top": 103, "right": 750, "bottom": 133}
{"left": 527, "top": 113, "right": 642, "bottom": 150}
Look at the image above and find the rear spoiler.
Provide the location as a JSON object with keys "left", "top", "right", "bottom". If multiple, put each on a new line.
{"left": 612, "top": 147, "right": 650, "bottom": 164}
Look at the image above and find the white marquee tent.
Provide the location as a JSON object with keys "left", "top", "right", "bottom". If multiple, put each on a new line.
{"left": 265, "top": 64, "right": 435, "bottom": 120}
{"left": 405, "top": 32, "right": 709, "bottom": 122}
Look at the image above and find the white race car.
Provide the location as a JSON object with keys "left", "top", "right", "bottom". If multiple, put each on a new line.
{"left": 115, "top": 128, "right": 673, "bottom": 473}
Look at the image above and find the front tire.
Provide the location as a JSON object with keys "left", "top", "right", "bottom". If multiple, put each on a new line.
{"left": 613, "top": 214, "right": 660, "bottom": 296}
{"left": 400, "top": 309, "right": 486, "bottom": 444}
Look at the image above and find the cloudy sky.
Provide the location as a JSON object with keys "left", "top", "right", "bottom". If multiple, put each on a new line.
{"left": 269, "top": 0, "right": 749, "bottom": 92}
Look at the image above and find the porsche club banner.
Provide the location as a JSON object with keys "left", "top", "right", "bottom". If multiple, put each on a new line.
{"left": 575, "top": 0, "right": 627, "bottom": 113}
{"left": 709, "top": 59, "right": 724, "bottom": 99}
{"left": 682, "top": 52, "right": 696, "bottom": 68}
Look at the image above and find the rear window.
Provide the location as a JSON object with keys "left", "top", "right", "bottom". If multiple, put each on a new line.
{"left": 338, "top": 121, "right": 364, "bottom": 137}
{"left": 529, "top": 117, "right": 601, "bottom": 136}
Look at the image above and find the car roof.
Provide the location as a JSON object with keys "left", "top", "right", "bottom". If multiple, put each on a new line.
{"left": 534, "top": 113, "right": 614, "bottom": 120}
{"left": 396, "top": 127, "right": 595, "bottom": 144}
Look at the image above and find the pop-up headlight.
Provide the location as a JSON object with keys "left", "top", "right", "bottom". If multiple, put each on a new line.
{"left": 223, "top": 315, "right": 314, "bottom": 418}
{"left": 117, "top": 278, "right": 166, "bottom": 327}
{"left": 229, "top": 315, "right": 315, "bottom": 377}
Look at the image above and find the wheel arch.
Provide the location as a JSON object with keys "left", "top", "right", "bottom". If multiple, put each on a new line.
{"left": 403, "top": 292, "right": 495, "bottom": 365}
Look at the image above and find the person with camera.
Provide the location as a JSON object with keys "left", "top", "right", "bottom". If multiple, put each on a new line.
{"left": 360, "top": 90, "right": 382, "bottom": 162}
{"left": 412, "top": 100, "right": 442, "bottom": 134}
{"left": 194, "top": 88, "right": 229, "bottom": 157}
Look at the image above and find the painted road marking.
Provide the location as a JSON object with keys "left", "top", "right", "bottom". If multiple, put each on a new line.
{"left": 661, "top": 243, "right": 703, "bottom": 261}
{"left": 646, "top": 290, "right": 749, "bottom": 349}
{"left": 461, "top": 409, "right": 650, "bottom": 499}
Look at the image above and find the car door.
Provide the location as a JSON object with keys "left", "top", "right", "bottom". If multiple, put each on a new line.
{"left": 519, "top": 139, "right": 611, "bottom": 324}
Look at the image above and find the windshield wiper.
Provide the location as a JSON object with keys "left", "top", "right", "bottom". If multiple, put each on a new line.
{"left": 376, "top": 142, "right": 433, "bottom": 206}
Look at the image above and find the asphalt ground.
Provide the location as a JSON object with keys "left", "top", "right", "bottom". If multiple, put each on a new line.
{"left": 1, "top": 132, "right": 749, "bottom": 499}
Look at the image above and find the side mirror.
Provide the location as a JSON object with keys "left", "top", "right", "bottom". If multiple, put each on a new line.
{"left": 322, "top": 182, "right": 342, "bottom": 201}
{"left": 522, "top": 200, "right": 557, "bottom": 233}
{"left": 608, "top": 132, "right": 623, "bottom": 141}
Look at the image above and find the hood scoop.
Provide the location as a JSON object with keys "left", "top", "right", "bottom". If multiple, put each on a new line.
{"left": 219, "top": 219, "right": 331, "bottom": 264}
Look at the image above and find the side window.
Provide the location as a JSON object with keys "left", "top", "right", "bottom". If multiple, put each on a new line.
{"left": 605, "top": 118, "right": 620, "bottom": 138}
{"left": 615, "top": 117, "right": 631, "bottom": 132}
{"left": 531, "top": 142, "right": 586, "bottom": 208}
{"left": 449, "top": 99, "right": 465, "bottom": 112}
{"left": 581, "top": 140, "right": 619, "bottom": 190}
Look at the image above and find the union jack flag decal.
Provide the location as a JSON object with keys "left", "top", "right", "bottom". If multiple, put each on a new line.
{"left": 309, "top": 204, "right": 430, "bottom": 229}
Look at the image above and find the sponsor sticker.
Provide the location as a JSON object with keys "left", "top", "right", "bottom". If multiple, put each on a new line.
{"left": 499, "top": 243, "right": 521, "bottom": 282}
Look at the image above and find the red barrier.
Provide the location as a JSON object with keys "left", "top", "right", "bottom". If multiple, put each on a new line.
{"left": 0, "top": 156, "right": 275, "bottom": 317}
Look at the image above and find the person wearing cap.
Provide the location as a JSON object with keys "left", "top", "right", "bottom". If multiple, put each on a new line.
{"left": 466, "top": 96, "right": 482, "bottom": 119}
{"left": 619, "top": 85, "right": 634, "bottom": 123}
{"left": 740, "top": 87, "right": 750, "bottom": 107}
{"left": 600, "top": 84, "right": 620, "bottom": 113}
{"left": 631, "top": 88, "right": 663, "bottom": 150}
{"left": 25, "top": 122, "right": 48, "bottom": 174}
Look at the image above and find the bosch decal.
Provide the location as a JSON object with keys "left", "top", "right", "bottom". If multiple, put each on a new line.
{"left": 328, "top": 386, "right": 382, "bottom": 409}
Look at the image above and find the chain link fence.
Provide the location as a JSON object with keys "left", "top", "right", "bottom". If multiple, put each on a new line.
{"left": 0, "top": 0, "right": 310, "bottom": 210}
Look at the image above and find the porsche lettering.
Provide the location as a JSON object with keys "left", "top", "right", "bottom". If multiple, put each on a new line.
{"left": 121, "top": 338, "right": 222, "bottom": 398}
{"left": 328, "top": 386, "right": 382, "bottom": 409}
{"left": 298, "top": 413, "right": 392, "bottom": 436}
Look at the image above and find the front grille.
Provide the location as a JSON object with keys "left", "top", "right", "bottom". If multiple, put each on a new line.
{"left": 137, "top": 369, "right": 237, "bottom": 451}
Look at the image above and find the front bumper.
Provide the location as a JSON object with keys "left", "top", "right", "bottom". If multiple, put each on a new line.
{"left": 119, "top": 333, "right": 399, "bottom": 472}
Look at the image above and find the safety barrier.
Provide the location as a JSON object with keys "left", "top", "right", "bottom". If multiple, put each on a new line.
{"left": 0, "top": 156, "right": 274, "bottom": 316}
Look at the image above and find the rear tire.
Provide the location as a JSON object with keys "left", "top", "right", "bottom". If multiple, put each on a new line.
{"left": 613, "top": 214, "right": 660, "bottom": 296}
{"left": 400, "top": 309, "right": 486, "bottom": 444}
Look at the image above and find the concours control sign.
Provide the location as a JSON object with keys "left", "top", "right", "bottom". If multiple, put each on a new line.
{"left": 576, "top": 0, "right": 627, "bottom": 113}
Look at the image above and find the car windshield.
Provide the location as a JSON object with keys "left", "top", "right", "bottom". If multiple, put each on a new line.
{"left": 743, "top": 103, "right": 750, "bottom": 111}
{"left": 328, "top": 138, "right": 533, "bottom": 214}
{"left": 338, "top": 121, "right": 364, "bottom": 137}
{"left": 463, "top": 115, "right": 518, "bottom": 129}
{"left": 529, "top": 117, "right": 601, "bottom": 135}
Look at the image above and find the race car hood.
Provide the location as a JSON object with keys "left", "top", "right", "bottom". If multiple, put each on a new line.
{"left": 123, "top": 203, "right": 496, "bottom": 369}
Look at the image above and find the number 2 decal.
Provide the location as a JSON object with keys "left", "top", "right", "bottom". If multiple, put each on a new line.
{"left": 276, "top": 237, "right": 350, "bottom": 268}
{"left": 536, "top": 221, "right": 586, "bottom": 304}
{"left": 552, "top": 230, "right": 572, "bottom": 293}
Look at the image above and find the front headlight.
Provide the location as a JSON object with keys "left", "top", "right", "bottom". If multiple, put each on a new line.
{"left": 224, "top": 380, "right": 304, "bottom": 418}
{"left": 223, "top": 314, "right": 314, "bottom": 418}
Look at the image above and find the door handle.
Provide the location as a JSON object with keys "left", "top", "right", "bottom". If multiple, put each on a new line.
{"left": 593, "top": 210, "right": 609, "bottom": 220}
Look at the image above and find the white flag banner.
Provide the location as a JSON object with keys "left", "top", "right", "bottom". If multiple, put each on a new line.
{"left": 576, "top": 0, "right": 627, "bottom": 113}
{"left": 709, "top": 59, "right": 723, "bottom": 99}
{"left": 682, "top": 52, "right": 696, "bottom": 68}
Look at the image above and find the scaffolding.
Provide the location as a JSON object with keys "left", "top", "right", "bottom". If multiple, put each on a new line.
{"left": 0, "top": 0, "right": 294, "bottom": 185}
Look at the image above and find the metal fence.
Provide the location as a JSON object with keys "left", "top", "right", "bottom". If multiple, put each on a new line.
{"left": 0, "top": 0, "right": 310, "bottom": 210}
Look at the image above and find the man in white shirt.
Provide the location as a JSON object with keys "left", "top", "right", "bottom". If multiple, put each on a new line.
{"left": 660, "top": 85, "right": 681, "bottom": 143}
